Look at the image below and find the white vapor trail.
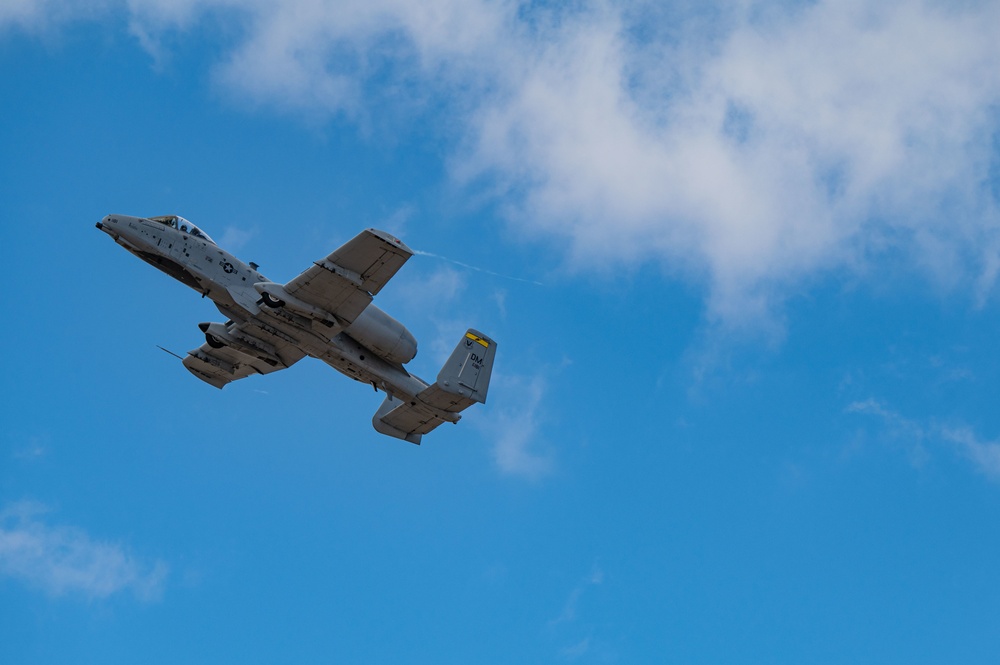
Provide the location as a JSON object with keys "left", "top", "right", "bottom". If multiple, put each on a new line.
{"left": 412, "top": 249, "right": 544, "bottom": 286}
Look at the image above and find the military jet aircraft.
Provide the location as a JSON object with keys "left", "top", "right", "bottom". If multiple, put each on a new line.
{"left": 95, "top": 214, "right": 495, "bottom": 444}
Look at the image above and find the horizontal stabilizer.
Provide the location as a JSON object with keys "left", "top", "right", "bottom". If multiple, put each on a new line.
{"left": 372, "top": 394, "right": 436, "bottom": 445}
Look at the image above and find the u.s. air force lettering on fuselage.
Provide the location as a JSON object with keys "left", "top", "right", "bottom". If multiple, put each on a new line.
{"left": 95, "top": 213, "right": 497, "bottom": 445}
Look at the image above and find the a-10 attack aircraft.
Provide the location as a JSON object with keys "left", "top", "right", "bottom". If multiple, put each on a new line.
{"left": 95, "top": 214, "right": 496, "bottom": 444}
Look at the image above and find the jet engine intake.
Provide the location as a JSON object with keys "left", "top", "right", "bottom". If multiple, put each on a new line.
{"left": 197, "top": 321, "right": 284, "bottom": 367}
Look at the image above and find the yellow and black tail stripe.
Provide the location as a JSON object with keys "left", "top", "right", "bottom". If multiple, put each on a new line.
{"left": 465, "top": 332, "right": 489, "bottom": 348}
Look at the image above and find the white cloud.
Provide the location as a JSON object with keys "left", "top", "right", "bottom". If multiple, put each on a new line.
{"left": 846, "top": 398, "right": 928, "bottom": 443}
{"left": 218, "top": 225, "right": 257, "bottom": 252}
{"left": 848, "top": 399, "right": 1000, "bottom": 480}
{"left": 388, "top": 265, "right": 469, "bottom": 364}
{"left": 0, "top": 0, "right": 112, "bottom": 33}
{"left": 397, "top": 265, "right": 466, "bottom": 309}
{"left": 846, "top": 398, "right": 931, "bottom": 468}
{"left": 377, "top": 204, "right": 416, "bottom": 236}
{"left": 492, "top": 288, "right": 507, "bottom": 319}
{"left": 461, "top": 1, "right": 1000, "bottom": 323}
{"left": 549, "top": 563, "right": 604, "bottom": 659}
{"left": 480, "top": 373, "right": 553, "bottom": 480}
{"left": 559, "top": 637, "right": 591, "bottom": 661}
{"left": 9, "top": 433, "right": 49, "bottom": 461}
{"left": 12, "top": 445, "right": 46, "bottom": 460}
{"left": 941, "top": 427, "right": 1000, "bottom": 481}
{"left": 550, "top": 562, "right": 604, "bottom": 626}
{"left": 6, "top": 0, "right": 1000, "bottom": 325}
{"left": 0, "top": 502, "right": 168, "bottom": 601}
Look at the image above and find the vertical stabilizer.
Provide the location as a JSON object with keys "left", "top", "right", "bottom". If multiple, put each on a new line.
{"left": 436, "top": 329, "right": 496, "bottom": 404}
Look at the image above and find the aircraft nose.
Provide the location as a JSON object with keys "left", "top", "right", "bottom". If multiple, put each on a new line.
{"left": 96, "top": 215, "right": 118, "bottom": 235}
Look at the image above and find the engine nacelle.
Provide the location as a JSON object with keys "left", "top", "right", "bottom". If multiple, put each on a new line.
{"left": 345, "top": 305, "right": 418, "bottom": 365}
{"left": 198, "top": 321, "right": 283, "bottom": 367}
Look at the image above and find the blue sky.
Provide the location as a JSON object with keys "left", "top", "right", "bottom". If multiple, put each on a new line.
{"left": 3, "top": 1, "right": 1000, "bottom": 662}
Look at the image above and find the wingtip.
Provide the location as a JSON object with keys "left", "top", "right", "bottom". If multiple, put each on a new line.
{"left": 366, "top": 228, "right": 414, "bottom": 255}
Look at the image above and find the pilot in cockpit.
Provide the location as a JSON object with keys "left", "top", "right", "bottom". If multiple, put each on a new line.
{"left": 148, "top": 215, "right": 215, "bottom": 244}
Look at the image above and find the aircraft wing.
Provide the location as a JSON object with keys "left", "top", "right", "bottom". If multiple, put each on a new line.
{"left": 182, "top": 320, "right": 306, "bottom": 389}
{"left": 282, "top": 228, "right": 413, "bottom": 325}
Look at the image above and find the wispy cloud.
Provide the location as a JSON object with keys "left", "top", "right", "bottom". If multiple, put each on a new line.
{"left": 847, "top": 398, "right": 930, "bottom": 467}
{"left": 848, "top": 399, "right": 1000, "bottom": 481}
{"left": 217, "top": 225, "right": 257, "bottom": 253}
{"left": 846, "top": 398, "right": 928, "bottom": 441}
{"left": 0, "top": 0, "right": 111, "bottom": 34}
{"left": 394, "top": 265, "right": 466, "bottom": 314}
{"left": 12, "top": 445, "right": 46, "bottom": 460}
{"left": 10, "top": 434, "right": 49, "bottom": 461}
{"left": 549, "top": 563, "right": 605, "bottom": 660}
{"left": 479, "top": 373, "right": 553, "bottom": 480}
{"left": 559, "top": 637, "right": 591, "bottom": 661}
{"left": 0, "top": 501, "right": 168, "bottom": 601}
{"left": 550, "top": 563, "right": 604, "bottom": 626}
{"left": 377, "top": 204, "right": 415, "bottom": 237}
{"left": 940, "top": 427, "right": 1000, "bottom": 481}
{"left": 387, "top": 265, "right": 470, "bottom": 365}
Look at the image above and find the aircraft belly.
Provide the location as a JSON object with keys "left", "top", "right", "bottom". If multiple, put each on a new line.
{"left": 137, "top": 251, "right": 203, "bottom": 291}
{"left": 228, "top": 310, "right": 376, "bottom": 385}
{"left": 236, "top": 308, "right": 354, "bottom": 372}
{"left": 321, "top": 354, "right": 374, "bottom": 385}
{"left": 319, "top": 344, "right": 427, "bottom": 399}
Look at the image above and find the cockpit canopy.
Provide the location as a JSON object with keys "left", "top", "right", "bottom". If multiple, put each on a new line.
{"left": 148, "top": 215, "right": 216, "bottom": 244}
